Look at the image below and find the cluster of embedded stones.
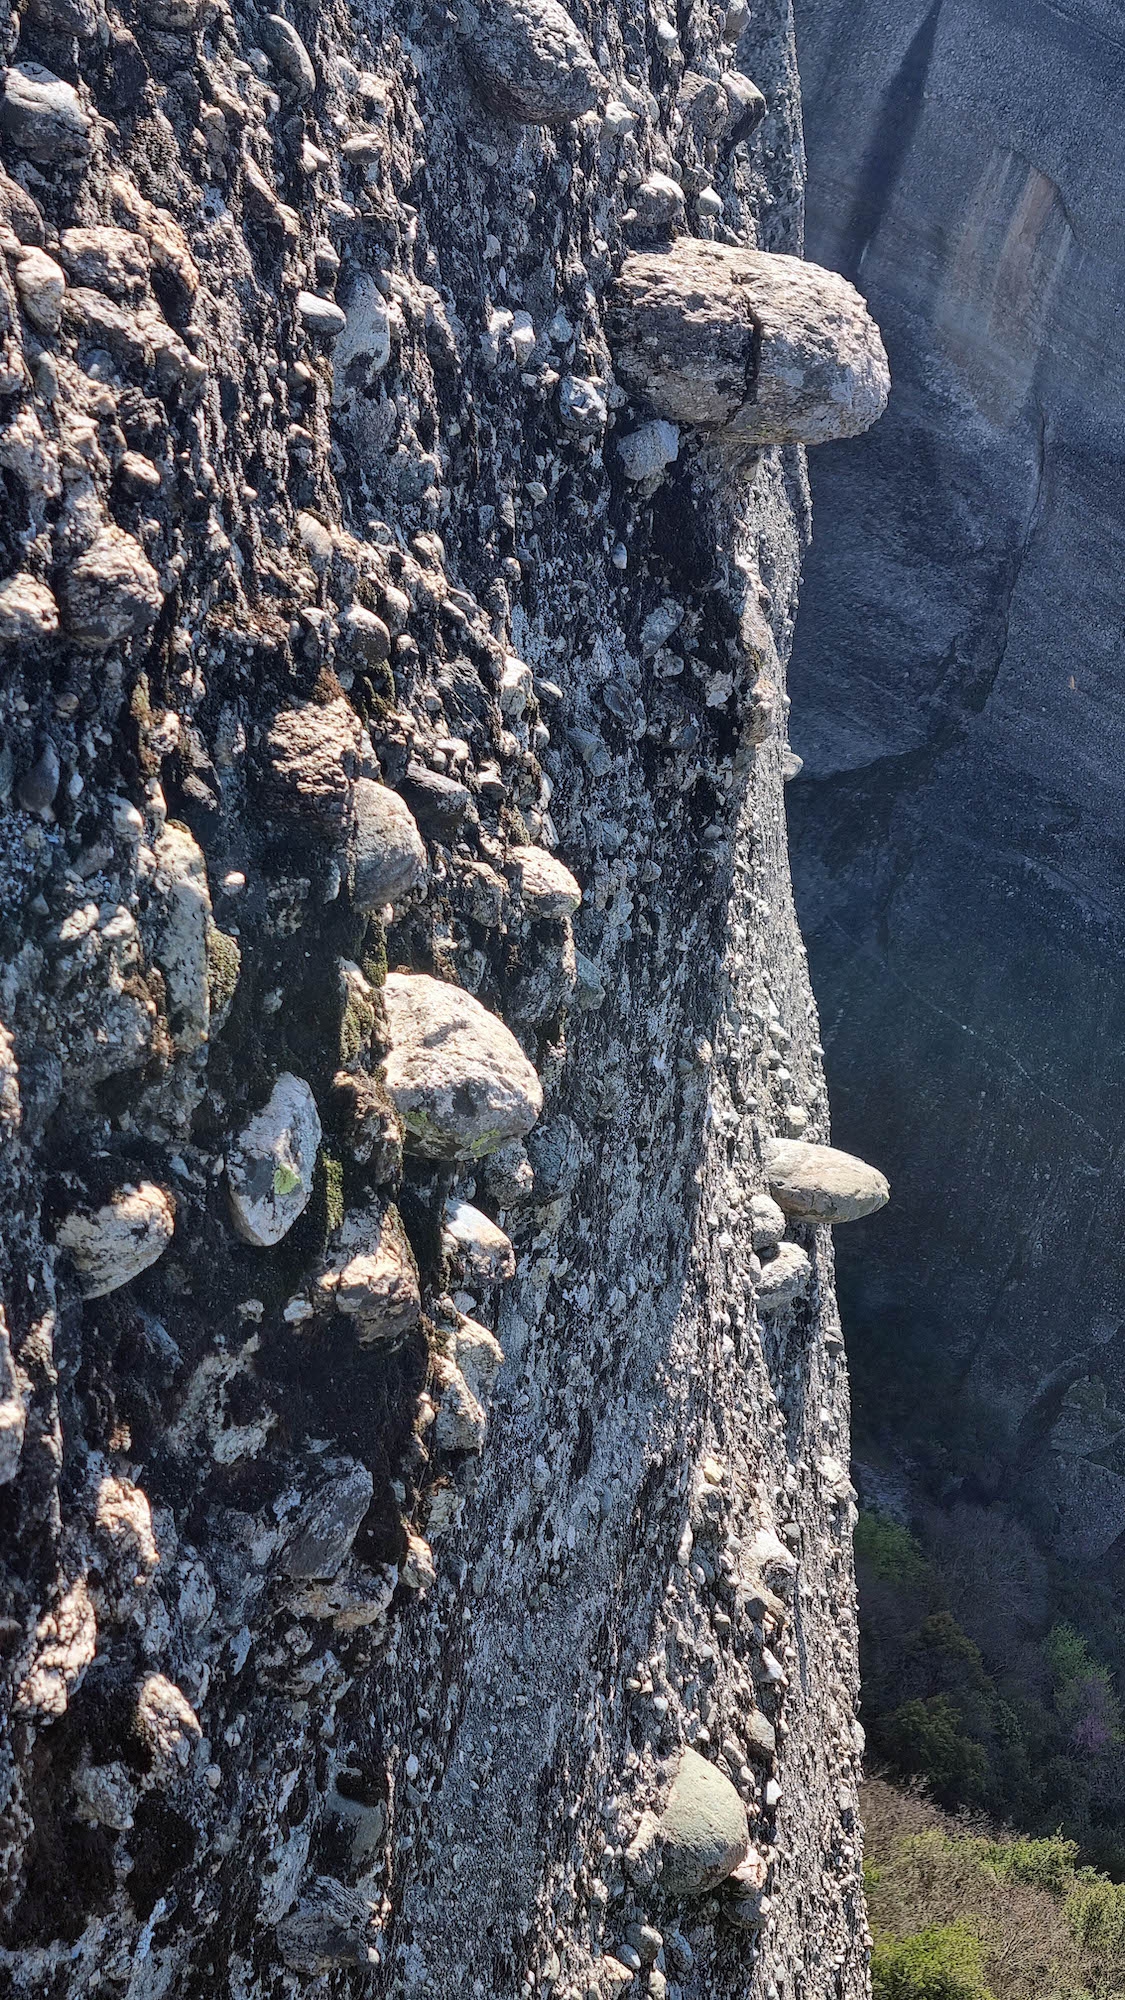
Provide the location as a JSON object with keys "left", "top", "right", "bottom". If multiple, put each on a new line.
{"left": 0, "top": 0, "right": 888, "bottom": 1977}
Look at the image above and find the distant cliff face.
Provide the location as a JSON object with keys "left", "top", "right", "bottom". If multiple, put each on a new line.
{"left": 788, "top": 0, "right": 1125, "bottom": 1561}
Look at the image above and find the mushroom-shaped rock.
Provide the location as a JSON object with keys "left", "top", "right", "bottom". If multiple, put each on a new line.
{"left": 442, "top": 1199, "right": 516, "bottom": 1283}
{"left": 458, "top": 0, "right": 603, "bottom": 125}
{"left": 755, "top": 1239, "right": 812, "bottom": 1315}
{"left": 382, "top": 972, "right": 543, "bottom": 1160}
{"left": 59, "top": 527, "right": 164, "bottom": 648}
{"left": 56, "top": 1183, "right": 175, "bottom": 1298}
{"left": 608, "top": 239, "right": 890, "bottom": 447}
{"left": 0, "top": 63, "right": 91, "bottom": 162}
{"left": 657, "top": 1748, "right": 749, "bottom": 1895}
{"left": 227, "top": 1074, "right": 321, "bottom": 1247}
{"left": 332, "top": 1204, "right": 421, "bottom": 1342}
{"left": 508, "top": 845, "right": 582, "bottom": 919}
{"left": 282, "top": 1459, "right": 374, "bottom": 1580}
{"left": 764, "top": 1137, "right": 889, "bottom": 1224}
{"left": 353, "top": 778, "right": 427, "bottom": 910}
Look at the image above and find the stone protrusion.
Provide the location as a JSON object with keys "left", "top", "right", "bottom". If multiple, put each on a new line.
{"left": 755, "top": 1239, "right": 812, "bottom": 1314}
{"left": 282, "top": 1459, "right": 374, "bottom": 1580}
{"left": 764, "top": 1137, "right": 890, "bottom": 1224}
{"left": 227, "top": 1074, "right": 322, "bottom": 1246}
{"left": 442, "top": 1199, "right": 516, "bottom": 1282}
{"left": 0, "top": 64, "right": 91, "bottom": 162}
{"left": 152, "top": 822, "right": 212, "bottom": 1051}
{"left": 13, "top": 247, "right": 66, "bottom": 331}
{"left": 59, "top": 527, "right": 164, "bottom": 649}
{"left": 352, "top": 778, "right": 427, "bottom": 910}
{"left": 608, "top": 239, "right": 890, "bottom": 447}
{"left": 56, "top": 1183, "right": 176, "bottom": 1298}
{"left": 0, "top": 572, "right": 59, "bottom": 645}
{"left": 656, "top": 1748, "right": 750, "bottom": 1895}
{"left": 264, "top": 698, "right": 365, "bottom": 833}
{"left": 508, "top": 845, "right": 582, "bottom": 919}
{"left": 381, "top": 972, "right": 543, "bottom": 1160}
{"left": 457, "top": 0, "right": 604, "bottom": 125}
{"left": 332, "top": 1204, "right": 421, "bottom": 1342}
{"left": 748, "top": 1191, "right": 786, "bottom": 1250}
{"left": 0, "top": 1307, "right": 27, "bottom": 1484}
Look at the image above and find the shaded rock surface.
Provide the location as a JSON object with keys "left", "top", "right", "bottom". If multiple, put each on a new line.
{"left": 790, "top": 0, "right": 1125, "bottom": 1568}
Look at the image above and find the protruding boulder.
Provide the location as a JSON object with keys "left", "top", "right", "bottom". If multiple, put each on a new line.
{"left": 59, "top": 225, "right": 151, "bottom": 300}
{"left": 259, "top": 12, "right": 317, "bottom": 95}
{"left": 264, "top": 698, "right": 365, "bottom": 834}
{"left": 297, "top": 290, "right": 346, "bottom": 339}
{"left": 381, "top": 972, "right": 543, "bottom": 1160}
{"left": 508, "top": 845, "right": 582, "bottom": 919}
{"left": 332, "top": 1204, "right": 421, "bottom": 1342}
{"left": 657, "top": 1748, "right": 750, "bottom": 1895}
{"left": 56, "top": 1183, "right": 176, "bottom": 1298}
{"left": 227, "top": 1074, "right": 322, "bottom": 1247}
{"left": 133, "top": 1674, "right": 201, "bottom": 1780}
{"left": 0, "top": 64, "right": 91, "bottom": 163}
{"left": 442, "top": 1199, "right": 516, "bottom": 1282}
{"left": 282, "top": 1459, "right": 374, "bottom": 1579}
{"left": 432, "top": 1357, "right": 487, "bottom": 1452}
{"left": 458, "top": 0, "right": 604, "bottom": 125}
{"left": 352, "top": 778, "right": 427, "bottom": 910}
{"left": 764, "top": 1137, "right": 889, "bottom": 1224}
{"left": 608, "top": 239, "right": 890, "bottom": 447}
{"left": 152, "top": 821, "right": 212, "bottom": 1051}
{"left": 0, "top": 572, "right": 58, "bottom": 645}
{"left": 59, "top": 527, "right": 164, "bottom": 649}
{"left": 755, "top": 1239, "right": 812, "bottom": 1314}
{"left": 13, "top": 247, "right": 66, "bottom": 331}
{"left": 454, "top": 1315, "right": 505, "bottom": 1407}
{"left": 618, "top": 418, "right": 680, "bottom": 482}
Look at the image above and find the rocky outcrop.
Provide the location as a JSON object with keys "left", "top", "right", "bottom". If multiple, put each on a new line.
{"left": 0, "top": 0, "right": 886, "bottom": 1993}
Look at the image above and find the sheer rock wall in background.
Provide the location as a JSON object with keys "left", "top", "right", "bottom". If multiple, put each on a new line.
{"left": 0, "top": 0, "right": 883, "bottom": 1991}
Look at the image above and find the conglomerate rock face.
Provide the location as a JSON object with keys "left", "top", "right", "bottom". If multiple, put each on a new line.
{"left": 0, "top": 0, "right": 886, "bottom": 1992}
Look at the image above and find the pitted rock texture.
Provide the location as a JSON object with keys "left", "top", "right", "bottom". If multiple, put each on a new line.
{"left": 0, "top": 0, "right": 876, "bottom": 1992}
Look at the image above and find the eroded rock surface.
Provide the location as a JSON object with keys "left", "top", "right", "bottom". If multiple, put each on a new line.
{"left": 0, "top": 0, "right": 881, "bottom": 1991}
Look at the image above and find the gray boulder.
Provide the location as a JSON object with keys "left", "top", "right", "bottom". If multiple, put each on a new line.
{"left": 227, "top": 1074, "right": 322, "bottom": 1247}
{"left": 608, "top": 239, "right": 890, "bottom": 447}
{"left": 755, "top": 1240, "right": 812, "bottom": 1314}
{"left": 764, "top": 1137, "right": 889, "bottom": 1224}
{"left": 657, "top": 1748, "right": 749, "bottom": 1895}
{"left": 0, "top": 65, "right": 91, "bottom": 163}
{"left": 56, "top": 1183, "right": 176, "bottom": 1298}
{"left": 282, "top": 1460, "right": 374, "bottom": 1580}
{"left": 458, "top": 0, "right": 603, "bottom": 125}
{"left": 382, "top": 972, "right": 543, "bottom": 1160}
{"left": 352, "top": 778, "right": 427, "bottom": 910}
{"left": 59, "top": 528, "right": 164, "bottom": 649}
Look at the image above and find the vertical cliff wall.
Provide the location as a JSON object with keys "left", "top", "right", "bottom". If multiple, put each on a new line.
{"left": 789, "top": 0, "right": 1125, "bottom": 1563}
{"left": 0, "top": 0, "right": 890, "bottom": 1993}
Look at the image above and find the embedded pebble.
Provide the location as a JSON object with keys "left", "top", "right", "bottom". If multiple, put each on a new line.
{"left": 297, "top": 290, "right": 347, "bottom": 338}
{"left": 657, "top": 1747, "right": 749, "bottom": 1895}
{"left": 508, "top": 845, "right": 582, "bottom": 918}
{"left": 748, "top": 1190, "right": 786, "bottom": 1250}
{"left": 17, "top": 740, "right": 60, "bottom": 814}
{"left": 617, "top": 419, "right": 679, "bottom": 482}
{"left": 56, "top": 1183, "right": 176, "bottom": 1298}
{"left": 259, "top": 13, "right": 317, "bottom": 95}
{"left": 458, "top": 0, "right": 604, "bottom": 125}
{"left": 382, "top": 972, "right": 543, "bottom": 1160}
{"left": 764, "top": 1137, "right": 890, "bottom": 1223}
{"left": 227, "top": 1074, "right": 322, "bottom": 1247}
{"left": 442, "top": 1199, "right": 516, "bottom": 1282}
{"left": 333, "top": 1205, "right": 421, "bottom": 1341}
{"left": 13, "top": 247, "right": 66, "bottom": 331}
{"left": 352, "top": 779, "right": 427, "bottom": 909}
{"left": 59, "top": 527, "right": 164, "bottom": 649}
{"left": 755, "top": 1240, "right": 812, "bottom": 1313}
{"left": 0, "top": 64, "right": 91, "bottom": 162}
{"left": 152, "top": 821, "right": 212, "bottom": 1052}
{"left": 282, "top": 1459, "right": 374, "bottom": 1580}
